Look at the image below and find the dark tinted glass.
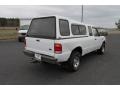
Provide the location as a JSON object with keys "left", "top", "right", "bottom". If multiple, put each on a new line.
{"left": 27, "top": 17, "right": 56, "bottom": 39}
{"left": 71, "top": 25, "right": 80, "bottom": 35}
{"left": 79, "top": 25, "right": 86, "bottom": 35}
{"left": 59, "top": 19, "right": 70, "bottom": 36}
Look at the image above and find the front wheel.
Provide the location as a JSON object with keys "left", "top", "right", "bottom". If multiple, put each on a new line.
{"left": 97, "top": 43, "right": 105, "bottom": 55}
{"left": 62, "top": 51, "right": 81, "bottom": 72}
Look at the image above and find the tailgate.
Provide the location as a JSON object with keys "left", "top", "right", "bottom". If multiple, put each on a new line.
{"left": 25, "top": 37, "right": 55, "bottom": 57}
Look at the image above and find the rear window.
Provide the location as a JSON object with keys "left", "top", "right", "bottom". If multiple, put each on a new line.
{"left": 71, "top": 24, "right": 86, "bottom": 35}
{"left": 27, "top": 17, "right": 56, "bottom": 39}
{"left": 71, "top": 25, "right": 80, "bottom": 35}
{"left": 79, "top": 25, "right": 86, "bottom": 35}
{"left": 59, "top": 19, "right": 70, "bottom": 36}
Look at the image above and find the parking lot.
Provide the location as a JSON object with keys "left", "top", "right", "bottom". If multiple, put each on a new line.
{"left": 0, "top": 34, "right": 120, "bottom": 85}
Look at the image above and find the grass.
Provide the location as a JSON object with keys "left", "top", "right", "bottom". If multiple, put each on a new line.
{"left": 0, "top": 29, "right": 119, "bottom": 40}
{"left": 108, "top": 30, "right": 120, "bottom": 35}
{"left": 0, "top": 30, "right": 17, "bottom": 40}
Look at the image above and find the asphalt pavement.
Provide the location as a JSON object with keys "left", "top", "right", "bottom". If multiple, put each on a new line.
{"left": 0, "top": 34, "right": 120, "bottom": 85}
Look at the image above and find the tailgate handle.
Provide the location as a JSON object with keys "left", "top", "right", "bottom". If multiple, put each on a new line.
{"left": 36, "top": 39, "right": 40, "bottom": 42}
{"left": 49, "top": 48, "right": 52, "bottom": 50}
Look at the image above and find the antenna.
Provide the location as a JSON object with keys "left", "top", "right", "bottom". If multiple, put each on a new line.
{"left": 81, "top": 5, "right": 84, "bottom": 23}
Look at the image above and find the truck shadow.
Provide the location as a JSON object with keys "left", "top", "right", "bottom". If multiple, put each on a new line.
{"left": 81, "top": 51, "right": 98, "bottom": 66}
{"left": 29, "top": 51, "right": 98, "bottom": 73}
{"left": 21, "top": 51, "right": 107, "bottom": 84}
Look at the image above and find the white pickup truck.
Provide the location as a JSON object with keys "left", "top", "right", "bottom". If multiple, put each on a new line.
{"left": 18, "top": 25, "right": 29, "bottom": 42}
{"left": 24, "top": 16, "right": 106, "bottom": 71}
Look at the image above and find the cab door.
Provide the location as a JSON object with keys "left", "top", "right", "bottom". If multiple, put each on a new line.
{"left": 87, "top": 26, "right": 97, "bottom": 52}
{"left": 92, "top": 27, "right": 101, "bottom": 50}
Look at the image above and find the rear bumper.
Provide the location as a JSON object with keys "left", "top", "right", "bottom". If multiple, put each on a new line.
{"left": 23, "top": 50, "right": 57, "bottom": 64}
{"left": 24, "top": 50, "right": 34, "bottom": 57}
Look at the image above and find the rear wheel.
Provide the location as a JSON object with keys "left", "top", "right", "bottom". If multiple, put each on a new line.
{"left": 62, "top": 51, "right": 81, "bottom": 72}
{"left": 18, "top": 38, "right": 22, "bottom": 42}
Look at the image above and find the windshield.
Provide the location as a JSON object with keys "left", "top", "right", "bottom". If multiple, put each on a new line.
{"left": 20, "top": 25, "right": 29, "bottom": 30}
{"left": 27, "top": 17, "right": 56, "bottom": 39}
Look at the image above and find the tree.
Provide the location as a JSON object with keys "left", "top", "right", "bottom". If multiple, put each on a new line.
{"left": 115, "top": 19, "right": 120, "bottom": 30}
{"left": 0, "top": 18, "right": 7, "bottom": 27}
{"left": 0, "top": 17, "right": 20, "bottom": 27}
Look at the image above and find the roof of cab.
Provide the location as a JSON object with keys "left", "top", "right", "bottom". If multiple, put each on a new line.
{"left": 32, "top": 15, "right": 95, "bottom": 27}
{"left": 55, "top": 15, "right": 94, "bottom": 26}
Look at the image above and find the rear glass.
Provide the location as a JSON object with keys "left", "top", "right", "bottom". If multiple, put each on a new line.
{"left": 71, "top": 24, "right": 86, "bottom": 35}
{"left": 27, "top": 17, "right": 56, "bottom": 39}
{"left": 59, "top": 19, "right": 70, "bottom": 36}
{"left": 79, "top": 25, "right": 86, "bottom": 35}
{"left": 71, "top": 25, "right": 80, "bottom": 35}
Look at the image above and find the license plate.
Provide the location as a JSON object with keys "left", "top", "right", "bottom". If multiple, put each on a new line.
{"left": 35, "top": 53, "right": 41, "bottom": 60}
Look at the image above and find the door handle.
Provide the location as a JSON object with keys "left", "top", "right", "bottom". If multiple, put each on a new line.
{"left": 36, "top": 39, "right": 40, "bottom": 42}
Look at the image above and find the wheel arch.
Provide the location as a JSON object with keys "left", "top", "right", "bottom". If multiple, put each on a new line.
{"left": 103, "top": 41, "right": 106, "bottom": 44}
{"left": 70, "top": 46, "right": 82, "bottom": 57}
{"left": 102, "top": 41, "right": 106, "bottom": 47}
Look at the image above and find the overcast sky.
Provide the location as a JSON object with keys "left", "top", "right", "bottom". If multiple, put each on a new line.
{"left": 0, "top": 5, "right": 120, "bottom": 28}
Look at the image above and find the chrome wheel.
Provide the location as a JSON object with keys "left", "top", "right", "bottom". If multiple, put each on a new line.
{"left": 102, "top": 46, "right": 105, "bottom": 53}
{"left": 65, "top": 51, "right": 81, "bottom": 72}
{"left": 73, "top": 56, "right": 80, "bottom": 68}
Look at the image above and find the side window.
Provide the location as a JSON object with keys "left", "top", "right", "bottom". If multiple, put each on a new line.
{"left": 71, "top": 25, "right": 80, "bottom": 35}
{"left": 88, "top": 26, "right": 93, "bottom": 36}
{"left": 92, "top": 28, "right": 99, "bottom": 36}
{"left": 79, "top": 25, "right": 86, "bottom": 35}
{"left": 59, "top": 19, "right": 70, "bottom": 36}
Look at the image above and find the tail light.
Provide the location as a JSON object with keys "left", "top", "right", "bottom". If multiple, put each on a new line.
{"left": 54, "top": 43, "right": 62, "bottom": 54}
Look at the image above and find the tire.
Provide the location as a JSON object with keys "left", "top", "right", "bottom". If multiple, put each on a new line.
{"left": 62, "top": 51, "right": 81, "bottom": 72}
{"left": 18, "top": 38, "right": 22, "bottom": 42}
{"left": 41, "top": 61, "right": 48, "bottom": 64}
{"left": 97, "top": 43, "right": 105, "bottom": 55}
{"left": 18, "top": 38, "right": 25, "bottom": 42}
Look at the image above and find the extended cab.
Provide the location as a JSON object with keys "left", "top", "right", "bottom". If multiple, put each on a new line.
{"left": 24, "top": 16, "right": 106, "bottom": 71}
